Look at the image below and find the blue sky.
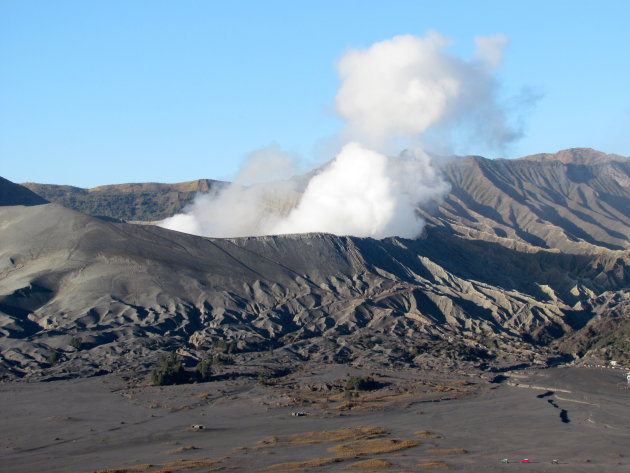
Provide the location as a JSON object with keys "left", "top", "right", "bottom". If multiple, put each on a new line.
{"left": 1, "top": 0, "right": 629, "bottom": 187}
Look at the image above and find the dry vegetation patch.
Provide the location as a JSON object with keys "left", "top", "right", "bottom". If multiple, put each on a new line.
{"left": 329, "top": 438, "right": 421, "bottom": 456}
{"left": 87, "top": 457, "right": 230, "bottom": 473}
{"left": 417, "top": 459, "right": 451, "bottom": 469}
{"left": 167, "top": 446, "right": 199, "bottom": 454}
{"left": 425, "top": 449, "right": 467, "bottom": 455}
{"left": 343, "top": 458, "right": 393, "bottom": 469}
{"left": 329, "top": 392, "right": 418, "bottom": 411}
{"left": 204, "top": 465, "right": 238, "bottom": 471}
{"left": 414, "top": 431, "right": 441, "bottom": 439}
{"left": 89, "top": 466, "right": 153, "bottom": 473}
{"left": 265, "top": 456, "right": 343, "bottom": 471}
{"left": 449, "top": 379, "right": 474, "bottom": 387}
{"left": 258, "top": 426, "right": 388, "bottom": 447}
{"left": 256, "top": 436, "right": 279, "bottom": 448}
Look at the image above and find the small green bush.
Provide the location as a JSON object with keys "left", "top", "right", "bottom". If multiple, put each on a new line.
{"left": 212, "top": 354, "right": 233, "bottom": 365}
{"left": 345, "top": 375, "right": 378, "bottom": 392}
{"left": 151, "top": 353, "right": 189, "bottom": 386}
{"left": 46, "top": 351, "right": 59, "bottom": 366}
{"left": 69, "top": 337, "right": 83, "bottom": 350}
{"left": 195, "top": 360, "right": 212, "bottom": 382}
{"left": 215, "top": 339, "right": 237, "bottom": 354}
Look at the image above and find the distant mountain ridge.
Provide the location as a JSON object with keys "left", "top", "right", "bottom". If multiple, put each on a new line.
{"left": 422, "top": 148, "right": 629, "bottom": 254}
{"left": 21, "top": 149, "right": 629, "bottom": 253}
{"left": 21, "top": 178, "right": 226, "bottom": 222}
{"left": 519, "top": 147, "right": 626, "bottom": 164}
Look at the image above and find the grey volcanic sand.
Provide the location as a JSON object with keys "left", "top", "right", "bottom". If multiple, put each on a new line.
{"left": 0, "top": 366, "right": 628, "bottom": 473}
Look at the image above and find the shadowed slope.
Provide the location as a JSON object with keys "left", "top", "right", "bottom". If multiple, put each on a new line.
{"left": 0, "top": 177, "right": 48, "bottom": 206}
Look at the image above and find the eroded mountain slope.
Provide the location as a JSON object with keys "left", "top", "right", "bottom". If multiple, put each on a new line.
{"left": 422, "top": 148, "right": 629, "bottom": 253}
{"left": 1, "top": 197, "right": 626, "bottom": 379}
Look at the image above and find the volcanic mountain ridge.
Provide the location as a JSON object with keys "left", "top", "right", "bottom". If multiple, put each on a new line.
{"left": 0, "top": 148, "right": 628, "bottom": 380}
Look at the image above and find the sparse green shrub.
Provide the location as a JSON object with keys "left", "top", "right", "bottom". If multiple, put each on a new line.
{"left": 46, "top": 351, "right": 59, "bottom": 366}
{"left": 258, "top": 372, "right": 269, "bottom": 385}
{"left": 151, "top": 353, "right": 189, "bottom": 386}
{"left": 345, "top": 375, "right": 378, "bottom": 392}
{"left": 205, "top": 354, "right": 233, "bottom": 367}
{"left": 69, "top": 336, "right": 83, "bottom": 350}
{"left": 214, "top": 339, "right": 237, "bottom": 354}
{"left": 216, "top": 354, "right": 234, "bottom": 365}
{"left": 195, "top": 359, "right": 212, "bottom": 382}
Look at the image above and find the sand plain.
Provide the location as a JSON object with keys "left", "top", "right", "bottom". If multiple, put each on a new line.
{"left": 0, "top": 366, "right": 628, "bottom": 473}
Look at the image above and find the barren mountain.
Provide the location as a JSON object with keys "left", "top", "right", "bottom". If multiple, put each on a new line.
{"left": 421, "top": 148, "right": 629, "bottom": 254}
{"left": 1, "top": 149, "right": 628, "bottom": 380}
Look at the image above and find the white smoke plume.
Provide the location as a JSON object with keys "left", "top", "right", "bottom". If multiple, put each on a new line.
{"left": 336, "top": 32, "right": 517, "bottom": 150}
{"left": 474, "top": 34, "right": 509, "bottom": 70}
{"left": 161, "top": 32, "right": 519, "bottom": 239}
{"left": 160, "top": 145, "right": 304, "bottom": 237}
{"left": 273, "top": 143, "right": 447, "bottom": 238}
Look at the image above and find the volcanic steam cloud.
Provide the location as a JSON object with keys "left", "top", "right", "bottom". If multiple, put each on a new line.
{"left": 162, "top": 32, "right": 521, "bottom": 239}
